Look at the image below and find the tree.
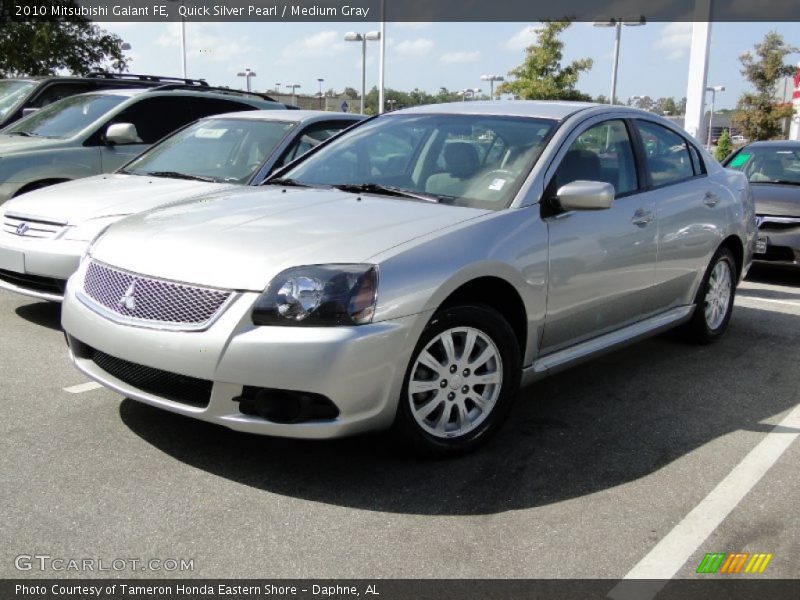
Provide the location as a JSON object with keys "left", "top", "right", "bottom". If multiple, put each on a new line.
{"left": 593, "top": 94, "right": 608, "bottom": 104}
{"left": 0, "top": 7, "right": 127, "bottom": 77}
{"left": 715, "top": 129, "right": 732, "bottom": 161}
{"left": 497, "top": 21, "right": 593, "bottom": 101}
{"left": 343, "top": 87, "right": 359, "bottom": 100}
{"left": 733, "top": 31, "right": 799, "bottom": 141}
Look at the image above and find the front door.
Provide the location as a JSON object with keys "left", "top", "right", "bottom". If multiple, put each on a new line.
{"left": 540, "top": 118, "right": 657, "bottom": 354}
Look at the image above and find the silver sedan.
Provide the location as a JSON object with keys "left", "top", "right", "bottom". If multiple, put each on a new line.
{"left": 61, "top": 102, "right": 756, "bottom": 456}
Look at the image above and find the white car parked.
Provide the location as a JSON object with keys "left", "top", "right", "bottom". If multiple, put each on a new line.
{"left": 0, "top": 110, "right": 362, "bottom": 301}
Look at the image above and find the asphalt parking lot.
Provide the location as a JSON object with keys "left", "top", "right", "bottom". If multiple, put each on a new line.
{"left": 1, "top": 266, "right": 798, "bottom": 582}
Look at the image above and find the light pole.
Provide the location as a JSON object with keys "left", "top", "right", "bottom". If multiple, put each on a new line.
{"left": 387, "top": 99, "right": 397, "bottom": 111}
{"left": 344, "top": 31, "right": 380, "bottom": 115}
{"left": 593, "top": 16, "right": 646, "bottom": 104}
{"left": 286, "top": 84, "right": 301, "bottom": 107}
{"left": 706, "top": 85, "right": 725, "bottom": 148}
{"left": 167, "top": 1, "right": 188, "bottom": 78}
{"left": 236, "top": 68, "right": 257, "bottom": 92}
{"left": 317, "top": 78, "right": 324, "bottom": 110}
{"left": 460, "top": 88, "right": 481, "bottom": 101}
{"left": 480, "top": 75, "right": 504, "bottom": 100}
{"left": 117, "top": 42, "right": 131, "bottom": 74}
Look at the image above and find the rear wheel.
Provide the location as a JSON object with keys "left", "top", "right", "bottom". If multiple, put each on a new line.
{"left": 682, "top": 247, "right": 736, "bottom": 344}
{"left": 392, "top": 305, "right": 520, "bottom": 457}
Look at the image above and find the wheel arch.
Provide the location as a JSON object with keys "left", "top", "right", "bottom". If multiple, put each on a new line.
{"left": 12, "top": 178, "right": 71, "bottom": 197}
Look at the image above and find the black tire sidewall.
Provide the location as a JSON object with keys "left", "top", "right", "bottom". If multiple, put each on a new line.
{"left": 691, "top": 247, "right": 737, "bottom": 342}
{"left": 393, "top": 304, "right": 521, "bottom": 456}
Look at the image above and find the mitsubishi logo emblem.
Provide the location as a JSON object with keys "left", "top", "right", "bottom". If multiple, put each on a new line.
{"left": 119, "top": 282, "right": 137, "bottom": 311}
{"left": 16, "top": 222, "right": 30, "bottom": 235}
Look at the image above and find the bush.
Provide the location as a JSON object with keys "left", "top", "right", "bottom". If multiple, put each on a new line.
{"left": 715, "top": 130, "right": 732, "bottom": 162}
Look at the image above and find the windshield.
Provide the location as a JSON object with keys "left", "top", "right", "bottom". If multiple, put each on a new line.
{"left": 123, "top": 118, "right": 296, "bottom": 183}
{"left": 281, "top": 113, "right": 557, "bottom": 210}
{"left": 4, "top": 93, "right": 126, "bottom": 138}
{"left": 726, "top": 146, "right": 800, "bottom": 185}
{"left": 0, "top": 80, "right": 36, "bottom": 119}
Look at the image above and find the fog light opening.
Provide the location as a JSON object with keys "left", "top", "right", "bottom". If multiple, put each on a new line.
{"left": 236, "top": 387, "right": 339, "bottom": 423}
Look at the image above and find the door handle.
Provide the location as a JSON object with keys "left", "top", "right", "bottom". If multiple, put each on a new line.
{"left": 704, "top": 191, "right": 720, "bottom": 207}
{"left": 631, "top": 209, "right": 653, "bottom": 227}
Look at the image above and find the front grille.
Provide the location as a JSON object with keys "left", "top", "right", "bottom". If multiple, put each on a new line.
{"left": 82, "top": 261, "right": 231, "bottom": 328}
{"left": 2, "top": 213, "right": 66, "bottom": 239}
{"left": 91, "top": 349, "right": 212, "bottom": 408}
{"left": 0, "top": 269, "right": 66, "bottom": 296}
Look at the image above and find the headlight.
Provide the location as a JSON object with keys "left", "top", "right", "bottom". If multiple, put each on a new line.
{"left": 252, "top": 264, "right": 378, "bottom": 326}
{"left": 60, "top": 215, "right": 128, "bottom": 242}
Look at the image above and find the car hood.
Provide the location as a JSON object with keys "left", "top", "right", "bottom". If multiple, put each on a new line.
{"left": 91, "top": 186, "right": 490, "bottom": 291}
{"left": 3, "top": 173, "right": 236, "bottom": 224}
{"left": 0, "top": 133, "right": 54, "bottom": 154}
{"left": 751, "top": 183, "right": 800, "bottom": 217}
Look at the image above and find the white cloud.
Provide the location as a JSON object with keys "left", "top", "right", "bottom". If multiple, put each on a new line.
{"left": 394, "top": 38, "right": 434, "bottom": 58}
{"left": 440, "top": 51, "right": 481, "bottom": 65}
{"left": 284, "top": 30, "right": 346, "bottom": 59}
{"left": 502, "top": 25, "right": 541, "bottom": 52}
{"left": 652, "top": 22, "right": 692, "bottom": 60}
{"left": 156, "top": 23, "right": 256, "bottom": 64}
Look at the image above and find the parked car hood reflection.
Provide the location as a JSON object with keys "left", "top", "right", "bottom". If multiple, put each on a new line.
{"left": 3, "top": 173, "right": 236, "bottom": 223}
{"left": 751, "top": 183, "right": 800, "bottom": 217}
{"left": 91, "top": 186, "right": 491, "bottom": 291}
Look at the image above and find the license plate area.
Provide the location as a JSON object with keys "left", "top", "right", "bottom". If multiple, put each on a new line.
{"left": 755, "top": 235, "right": 768, "bottom": 255}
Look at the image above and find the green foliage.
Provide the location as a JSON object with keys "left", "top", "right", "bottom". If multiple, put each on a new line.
{"left": 497, "top": 21, "right": 593, "bottom": 101}
{"left": 362, "top": 86, "right": 465, "bottom": 114}
{"left": 0, "top": 4, "right": 127, "bottom": 77}
{"left": 733, "top": 31, "right": 799, "bottom": 141}
{"left": 715, "top": 129, "right": 732, "bottom": 161}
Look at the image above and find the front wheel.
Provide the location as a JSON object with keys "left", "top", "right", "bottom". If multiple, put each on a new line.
{"left": 392, "top": 305, "right": 521, "bottom": 457}
{"left": 682, "top": 247, "right": 737, "bottom": 344}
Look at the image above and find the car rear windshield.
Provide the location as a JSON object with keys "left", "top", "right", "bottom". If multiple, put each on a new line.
{"left": 281, "top": 113, "right": 557, "bottom": 210}
{"left": 5, "top": 93, "right": 127, "bottom": 138}
{"left": 123, "top": 118, "right": 296, "bottom": 183}
{"left": 726, "top": 146, "right": 800, "bottom": 185}
{"left": 0, "top": 80, "right": 36, "bottom": 119}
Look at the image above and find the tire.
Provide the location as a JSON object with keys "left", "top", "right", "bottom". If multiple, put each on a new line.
{"left": 392, "top": 304, "right": 521, "bottom": 457}
{"left": 681, "top": 246, "right": 737, "bottom": 344}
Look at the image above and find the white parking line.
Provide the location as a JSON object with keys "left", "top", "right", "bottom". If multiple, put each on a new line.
{"left": 738, "top": 296, "right": 800, "bottom": 308}
{"left": 63, "top": 382, "right": 103, "bottom": 394}
{"left": 608, "top": 401, "right": 800, "bottom": 600}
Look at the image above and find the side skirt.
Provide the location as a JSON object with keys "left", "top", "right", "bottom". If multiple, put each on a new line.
{"left": 521, "top": 305, "right": 695, "bottom": 387}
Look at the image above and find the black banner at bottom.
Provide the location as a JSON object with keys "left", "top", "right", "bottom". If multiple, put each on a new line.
{"left": 3, "top": 579, "right": 800, "bottom": 600}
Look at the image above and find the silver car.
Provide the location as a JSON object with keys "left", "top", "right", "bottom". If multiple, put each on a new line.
{"left": 0, "top": 110, "right": 362, "bottom": 301}
{"left": 61, "top": 102, "right": 756, "bottom": 456}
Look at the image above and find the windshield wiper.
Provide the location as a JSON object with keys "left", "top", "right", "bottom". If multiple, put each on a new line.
{"left": 141, "top": 171, "right": 217, "bottom": 183}
{"left": 332, "top": 183, "right": 441, "bottom": 203}
{"left": 761, "top": 179, "right": 800, "bottom": 186}
{"left": 6, "top": 131, "right": 38, "bottom": 137}
{"left": 262, "top": 177, "right": 311, "bottom": 188}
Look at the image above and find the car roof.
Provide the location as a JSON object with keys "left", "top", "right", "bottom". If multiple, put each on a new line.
{"left": 71, "top": 87, "right": 279, "bottom": 107}
{"left": 743, "top": 140, "right": 800, "bottom": 148}
{"left": 203, "top": 109, "right": 365, "bottom": 124}
{"left": 394, "top": 100, "right": 599, "bottom": 120}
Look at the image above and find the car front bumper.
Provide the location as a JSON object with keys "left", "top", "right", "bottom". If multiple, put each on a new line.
{"left": 0, "top": 233, "right": 86, "bottom": 301}
{"left": 61, "top": 273, "right": 428, "bottom": 439}
{"left": 755, "top": 223, "right": 800, "bottom": 268}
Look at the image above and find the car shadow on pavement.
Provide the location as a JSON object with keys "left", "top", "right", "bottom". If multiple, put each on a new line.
{"left": 15, "top": 301, "right": 62, "bottom": 331}
{"left": 120, "top": 304, "right": 799, "bottom": 516}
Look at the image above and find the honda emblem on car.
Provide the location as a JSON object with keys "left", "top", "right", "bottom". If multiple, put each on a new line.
{"left": 16, "top": 222, "right": 30, "bottom": 236}
{"left": 119, "top": 282, "right": 137, "bottom": 311}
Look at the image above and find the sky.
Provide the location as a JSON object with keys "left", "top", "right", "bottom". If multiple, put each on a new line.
{"left": 98, "top": 21, "right": 800, "bottom": 110}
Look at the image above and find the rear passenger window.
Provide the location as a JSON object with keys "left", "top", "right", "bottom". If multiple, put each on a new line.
{"left": 636, "top": 121, "right": 695, "bottom": 186}
{"left": 552, "top": 119, "right": 638, "bottom": 196}
{"left": 191, "top": 98, "right": 258, "bottom": 119}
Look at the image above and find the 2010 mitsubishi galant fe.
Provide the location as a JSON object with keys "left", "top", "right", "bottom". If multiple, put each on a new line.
{"left": 61, "top": 102, "right": 756, "bottom": 456}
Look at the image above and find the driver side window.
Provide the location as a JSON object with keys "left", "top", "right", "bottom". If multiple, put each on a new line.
{"left": 552, "top": 119, "right": 638, "bottom": 196}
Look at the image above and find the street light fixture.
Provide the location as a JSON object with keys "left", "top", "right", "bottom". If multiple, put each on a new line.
{"left": 593, "top": 16, "right": 646, "bottom": 105}
{"left": 480, "top": 75, "right": 504, "bottom": 100}
{"left": 460, "top": 88, "right": 481, "bottom": 101}
{"left": 236, "top": 68, "right": 257, "bottom": 92}
{"left": 344, "top": 31, "right": 381, "bottom": 115}
{"left": 706, "top": 85, "right": 725, "bottom": 148}
{"left": 274, "top": 83, "right": 281, "bottom": 95}
{"left": 317, "top": 78, "right": 325, "bottom": 110}
{"left": 286, "top": 83, "right": 301, "bottom": 107}
{"left": 117, "top": 42, "right": 131, "bottom": 74}
{"left": 166, "top": 0, "right": 188, "bottom": 78}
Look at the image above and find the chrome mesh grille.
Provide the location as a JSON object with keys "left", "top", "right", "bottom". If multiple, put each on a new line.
{"left": 82, "top": 261, "right": 231, "bottom": 327}
{"left": 2, "top": 213, "right": 66, "bottom": 239}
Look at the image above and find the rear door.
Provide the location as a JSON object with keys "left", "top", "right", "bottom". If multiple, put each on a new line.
{"left": 633, "top": 119, "right": 723, "bottom": 313}
{"left": 540, "top": 117, "right": 657, "bottom": 354}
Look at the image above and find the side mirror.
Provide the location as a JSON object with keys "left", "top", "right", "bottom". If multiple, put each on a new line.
{"left": 21, "top": 108, "right": 39, "bottom": 118}
{"left": 105, "top": 122, "right": 142, "bottom": 145}
{"left": 556, "top": 180, "right": 615, "bottom": 211}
